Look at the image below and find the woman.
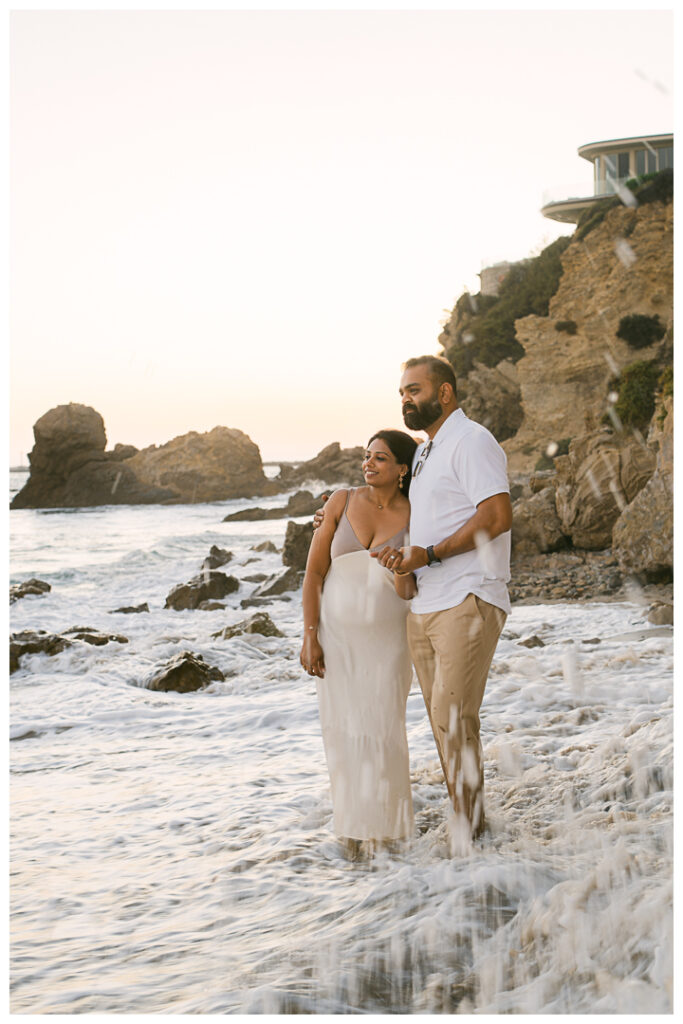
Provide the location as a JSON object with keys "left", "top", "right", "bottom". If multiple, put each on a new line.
{"left": 300, "top": 430, "right": 418, "bottom": 847}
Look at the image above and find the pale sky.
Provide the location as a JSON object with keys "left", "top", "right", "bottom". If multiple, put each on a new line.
{"left": 9, "top": 5, "right": 674, "bottom": 464}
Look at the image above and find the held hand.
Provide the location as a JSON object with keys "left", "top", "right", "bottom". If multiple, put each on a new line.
{"left": 371, "top": 545, "right": 429, "bottom": 574}
{"left": 300, "top": 633, "right": 325, "bottom": 678}
{"left": 312, "top": 493, "right": 329, "bottom": 531}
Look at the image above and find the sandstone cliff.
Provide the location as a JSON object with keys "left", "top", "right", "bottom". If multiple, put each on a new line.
{"left": 503, "top": 199, "right": 673, "bottom": 475}
{"left": 440, "top": 179, "right": 673, "bottom": 580}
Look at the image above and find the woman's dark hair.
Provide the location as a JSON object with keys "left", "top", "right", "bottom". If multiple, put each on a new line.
{"left": 366, "top": 429, "right": 418, "bottom": 495}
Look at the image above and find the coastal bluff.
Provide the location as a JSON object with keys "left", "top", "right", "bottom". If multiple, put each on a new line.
{"left": 10, "top": 404, "right": 277, "bottom": 508}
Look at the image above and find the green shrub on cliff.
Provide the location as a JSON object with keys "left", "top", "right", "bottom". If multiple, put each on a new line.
{"left": 445, "top": 235, "right": 571, "bottom": 378}
{"left": 616, "top": 313, "right": 666, "bottom": 350}
{"left": 604, "top": 360, "right": 661, "bottom": 433}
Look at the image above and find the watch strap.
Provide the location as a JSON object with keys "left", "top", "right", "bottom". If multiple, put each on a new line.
{"left": 426, "top": 544, "right": 441, "bottom": 566}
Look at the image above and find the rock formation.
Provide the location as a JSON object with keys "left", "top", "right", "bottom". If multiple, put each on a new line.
{"left": 164, "top": 571, "right": 240, "bottom": 611}
{"left": 612, "top": 395, "right": 673, "bottom": 579}
{"left": 11, "top": 405, "right": 278, "bottom": 508}
{"left": 10, "top": 579, "right": 51, "bottom": 604}
{"left": 144, "top": 652, "right": 224, "bottom": 693}
{"left": 127, "top": 426, "right": 277, "bottom": 503}
{"left": 10, "top": 626, "right": 127, "bottom": 673}
{"left": 282, "top": 521, "right": 314, "bottom": 572}
{"left": 276, "top": 443, "right": 365, "bottom": 488}
{"left": 458, "top": 360, "right": 523, "bottom": 442}
{"left": 223, "top": 490, "right": 324, "bottom": 522}
{"left": 213, "top": 612, "right": 284, "bottom": 639}
{"left": 553, "top": 430, "right": 657, "bottom": 549}
{"left": 10, "top": 404, "right": 177, "bottom": 509}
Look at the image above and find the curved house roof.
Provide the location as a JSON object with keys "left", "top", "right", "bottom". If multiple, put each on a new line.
{"left": 542, "top": 133, "right": 673, "bottom": 224}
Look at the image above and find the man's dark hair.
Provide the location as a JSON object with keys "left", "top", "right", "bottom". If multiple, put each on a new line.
{"left": 366, "top": 429, "right": 418, "bottom": 496}
{"left": 403, "top": 355, "right": 457, "bottom": 397}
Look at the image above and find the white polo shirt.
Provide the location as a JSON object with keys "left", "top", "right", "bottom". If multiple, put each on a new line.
{"left": 409, "top": 408, "right": 511, "bottom": 615}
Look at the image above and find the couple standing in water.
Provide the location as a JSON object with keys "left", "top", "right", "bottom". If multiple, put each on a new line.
{"left": 300, "top": 355, "right": 512, "bottom": 851}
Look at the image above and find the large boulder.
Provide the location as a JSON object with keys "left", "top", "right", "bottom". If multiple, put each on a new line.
{"left": 145, "top": 652, "right": 224, "bottom": 693}
{"left": 282, "top": 521, "right": 314, "bottom": 571}
{"left": 511, "top": 488, "right": 567, "bottom": 554}
{"left": 553, "top": 430, "right": 656, "bottom": 549}
{"left": 164, "top": 571, "right": 240, "bottom": 610}
{"left": 612, "top": 395, "right": 673, "bottom": 579}
{"left": 10, "top": 403, "right": 177, "bottom": 508}
{"left": 276, "top": 443, "right": 364, "bottom": 488}
{"left": 127, "top": 426, "right": 276, "bottom": 503}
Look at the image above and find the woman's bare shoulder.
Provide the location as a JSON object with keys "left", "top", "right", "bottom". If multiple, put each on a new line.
{"left": 323, "top": 488, "right": 351, "bottom": 517}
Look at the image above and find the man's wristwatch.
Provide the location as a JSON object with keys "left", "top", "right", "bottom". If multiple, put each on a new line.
{"left": 425, "top": 545, "right": 441, "bottom": 566}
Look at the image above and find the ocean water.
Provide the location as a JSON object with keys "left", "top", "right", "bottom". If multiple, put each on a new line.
{"left": 9, "top": 472, "right": 673, "bottom": 1013}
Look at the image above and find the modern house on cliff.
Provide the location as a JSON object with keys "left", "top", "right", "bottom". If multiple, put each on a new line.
{"left": 541, "top": 133, "right": 674, "bottom": 223}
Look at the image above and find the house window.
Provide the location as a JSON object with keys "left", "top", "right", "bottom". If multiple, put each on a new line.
{"left": 617, "top": 151, "right": 630, "bottom": 178}
{"left": 657, "top": 146, "right": 673, "bottom": 170}
{"left": 636, "top": 148, "right": 657, "bottom": 176}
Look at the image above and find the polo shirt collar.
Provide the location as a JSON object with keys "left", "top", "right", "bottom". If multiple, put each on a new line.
{"left": 430, "top": 408, "right": 465, "bottom": 447}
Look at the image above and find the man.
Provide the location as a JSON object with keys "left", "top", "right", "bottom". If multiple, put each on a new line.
{"left": 372, "top": 355, "right": 511, "bottom": 841}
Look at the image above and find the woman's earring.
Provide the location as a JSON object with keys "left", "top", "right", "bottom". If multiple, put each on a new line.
{"left": 399, "top": 472, "right": 406, "bottom": 487}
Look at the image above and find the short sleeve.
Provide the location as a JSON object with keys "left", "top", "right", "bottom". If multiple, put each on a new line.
{"left": 452, "top": 426, "right": 509, "bottom": 507}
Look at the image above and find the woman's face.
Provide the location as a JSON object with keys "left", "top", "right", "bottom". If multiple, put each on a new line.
{"left": 362, "top": 439, "right": 404, "bottom": 488}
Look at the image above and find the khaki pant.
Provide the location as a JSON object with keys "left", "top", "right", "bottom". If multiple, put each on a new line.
{"left": 407, "top": 593, "right": 506, "bottom": 837}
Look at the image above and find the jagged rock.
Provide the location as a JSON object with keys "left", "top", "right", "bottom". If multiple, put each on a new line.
{"left": 554, "top": 430, "right": 656, "bottom": 549}
{"left": 164, "top": 571, "right": 240, "bottom": 610}
{"left": 504, "top": 201, "right": 673, "bottom": 475}
{"left": 251, "top": 540, "right": 279, "bottom": 554}
{"left": 517, "top": 635, "right": 545, "bottom": 648}
{"left": 111, "top": 602, "right": 149, "bottom": 614}
{"left": 197, "top": 601, "right": 227, "bottom": 611}
{"left": 282, "top": 521, "right": 314, "bottom": 571}
{"left": 648, "top": 602, "right": 673, "bottom": 626}
{"left": 612, "top": 395, "right": 673, "bottom": 579}
{"left": 201, "top": 545, "right": 233, "bottom": 570}
{"left": 251, "top": 567, "right": 302, "bottom": 598}
{"left": 276, "top": 443, "right": 364, "bottom": 488}
{"left": 10, "top": 403, "right": 177, "bottom": 509}
{"left": 529, "top": 472, "right": 554, "bottom": 494}
{"left": 213, "top": 612, "right": 284, "bottom": 640}
{"left": 127, "top": 426, "right": 277, "bottom": 503}
{"left": 511, "top": 488, "right": 567, "bottom": 554}
{"left": 242, "top": 574, "right": 268, "bottom": 583}
{"left": 223, "top": 490, "right": 323, "bottom": 522}
{"left": 62, "top": 626, "right": 128, "bottom": 646}
{"left": 10, "top": 578, "right": 51, "bottom": 604}
{"left": 459, "top": 359, "right": 523, "bottom": 442}
{"left": 145, "top": 651, "right": 224, "bottom": 693}
{"left": 10, "top": 630, "right": 73, "bottom": 673}
{"left": 240, "top": 596, "right": 291, "bottom": 609}
{"left": 108, "top": 443, "right": 139, "bottom": 461}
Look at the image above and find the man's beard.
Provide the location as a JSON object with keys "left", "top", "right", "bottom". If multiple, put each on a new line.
{"left": 402, "top": 395, "right": 442, "bottom": 430}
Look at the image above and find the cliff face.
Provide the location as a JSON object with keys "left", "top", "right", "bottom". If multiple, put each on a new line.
{"left": 503, "top": 200, "right": 673, "bottom": 475}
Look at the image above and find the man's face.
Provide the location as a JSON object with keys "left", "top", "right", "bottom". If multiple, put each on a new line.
{"left": 399, "top": 365, "right": 443, "bottom": 430}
